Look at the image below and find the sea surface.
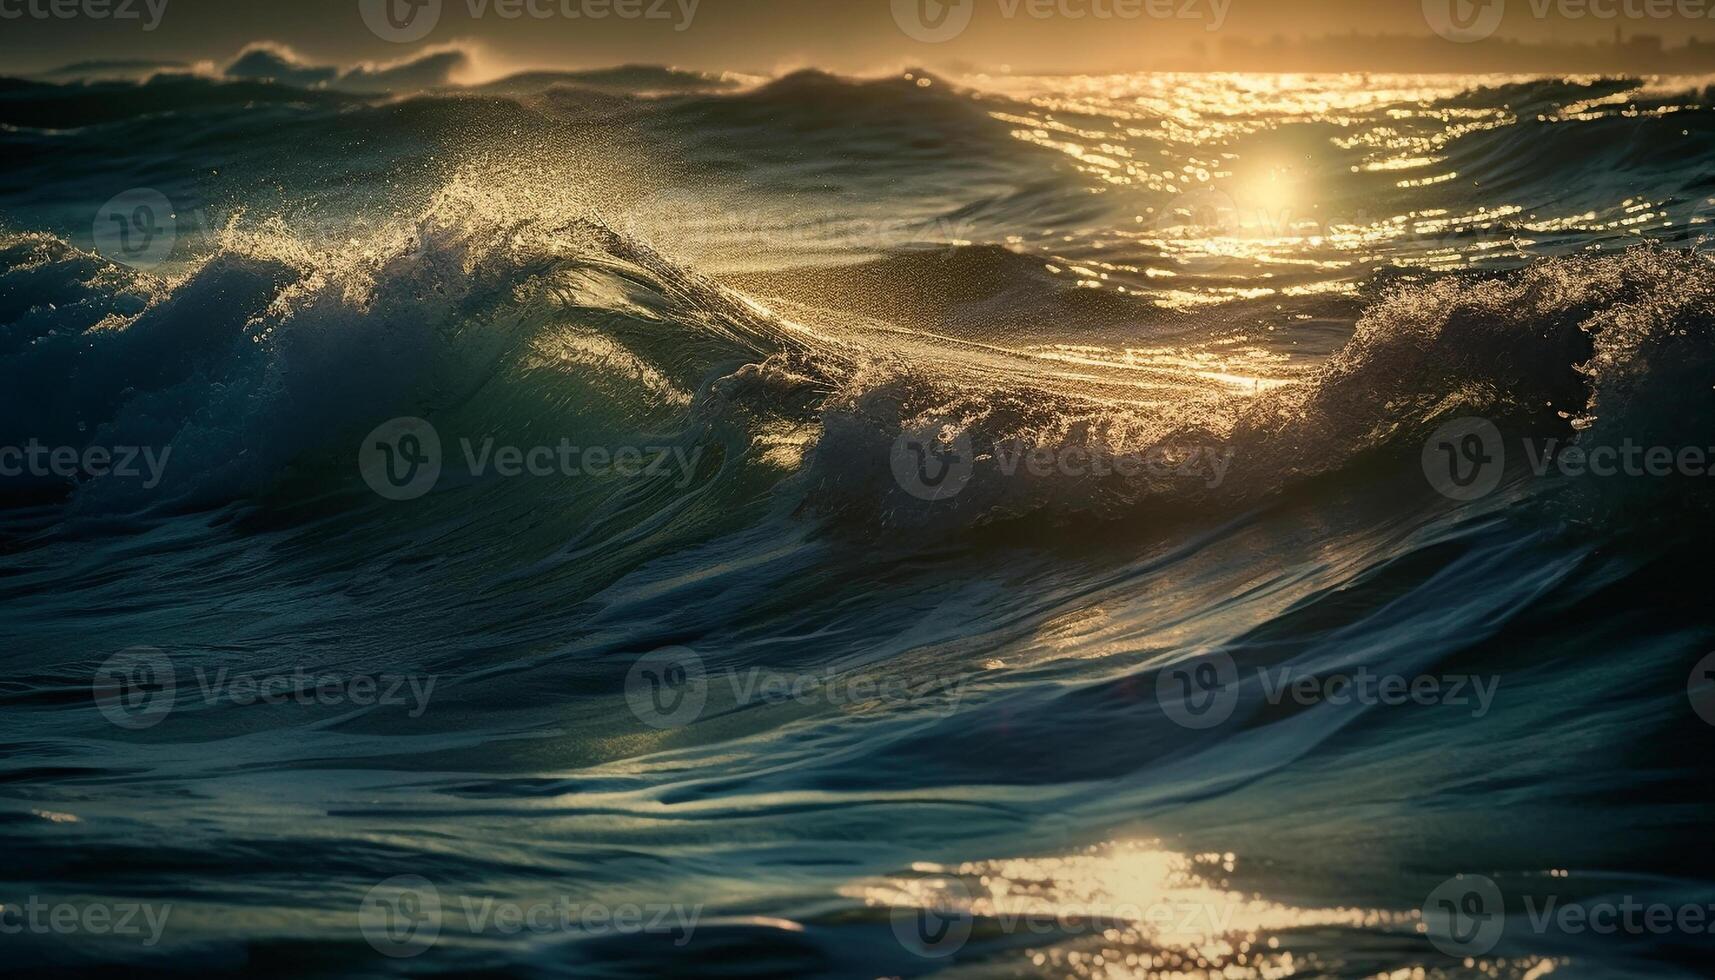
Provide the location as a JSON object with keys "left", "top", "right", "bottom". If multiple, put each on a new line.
{"left": 2, "top": 55, "right": 1714, "bottom": 977}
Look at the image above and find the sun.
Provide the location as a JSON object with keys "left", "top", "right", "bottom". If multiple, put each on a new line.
{"left": 1229, "top": 159, "right": 1312, "bottom": 238}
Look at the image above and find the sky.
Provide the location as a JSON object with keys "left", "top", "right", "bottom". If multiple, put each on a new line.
{"left": 5, "top": 0, "right": 1715, "bottom": 76}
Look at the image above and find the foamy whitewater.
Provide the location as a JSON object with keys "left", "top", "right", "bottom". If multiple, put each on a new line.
{"left": 2, "top": 50, "right": 1714, "bottom": 978}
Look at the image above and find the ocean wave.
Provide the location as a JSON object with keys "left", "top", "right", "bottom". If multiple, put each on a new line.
{"left": 17, "top": 42, "right": 743, "bottom": 98}
{"left": 803, "top": 246, "right": 1715, "bottom": 530}
{"left": 6, "top": 168, "right": 1711, "bottom": 539}
{"left": 0, "top": 185, "right": 797, "bottom": 510}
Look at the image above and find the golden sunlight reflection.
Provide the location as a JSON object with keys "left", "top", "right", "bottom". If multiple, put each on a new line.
{"left": 852, "top": 841, "right": 1563, "bottom": 979}
{"left": 853, "top": 840, "right": 1388, "bottom": 978}
{"left": 942, "top": 71, "right": 1703, "bottom": 297}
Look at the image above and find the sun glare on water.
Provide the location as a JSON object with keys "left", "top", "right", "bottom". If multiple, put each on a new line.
{"left": 853, "top": 840, "right": 1564, "bottom": 979}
